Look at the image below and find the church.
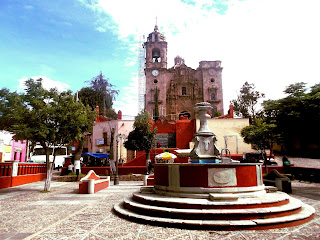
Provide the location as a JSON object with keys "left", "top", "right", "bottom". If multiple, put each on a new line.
{"left": 144, "top": 25, "right": 224, "bottom": 120}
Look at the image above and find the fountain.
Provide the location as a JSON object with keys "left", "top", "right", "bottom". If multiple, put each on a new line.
{"left": 114, "top": 102, "right": 315, "bottom": 230}
{"left": 190, "top": 102, "right": 220, "bottom": 163}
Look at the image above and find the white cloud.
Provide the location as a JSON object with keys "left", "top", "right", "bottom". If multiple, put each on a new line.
{"left": 17, "top": 76, "right": 70, "bottom": 92}
{"left": 113, "top": 74, "right": 139, "bottom": 119}
{"left": 83, "top": 0, "right": 320, "bottom": 114}
{"left": 96, "top": 26, "right": 106, "bottom": 32}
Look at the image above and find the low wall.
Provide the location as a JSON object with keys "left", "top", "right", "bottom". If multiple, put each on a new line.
{"left": 11, "top": 173, "right": 46, "bottom": 187}
{"left": 61, "top": 166, "right": 147, "bottom": 176}
{"left": 0, "top": 162, "right": 47, "bottom": 189}
{"left": 289, "top": 166, "right": 320, "bottom": 183}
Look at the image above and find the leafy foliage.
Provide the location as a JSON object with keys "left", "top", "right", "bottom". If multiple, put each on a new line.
{"left": 78, "top": 72, "right": 118, "bottom": 118}
{"left": 241, "top": 119, "right": 279, "bottom": 153}
{"left": 154, "top": 87, "right": 159, "bottom": 121}
{"left": 262, "top": 82, "right": 320, "bottom": 156}
{"left": 0, "top": 78, "right": 96, "bottom": 190}
{"left": 124, "top": 111, "right": 156, "bottom": 152}
{"left": 231, "top": 82, "right": 265, "bottom": 124}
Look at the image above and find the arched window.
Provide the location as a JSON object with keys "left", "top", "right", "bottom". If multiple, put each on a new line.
{"left": 211, "top": 93, "right": 216, "bottom": 101}
{"left": 152, "top": 48, "right": 161, "bottom": 62}
{"left": 182, "top": 87, "right": 187, "bottom": 96}
{"left": 179, "top": 111, "right": 191, "bottom": 120}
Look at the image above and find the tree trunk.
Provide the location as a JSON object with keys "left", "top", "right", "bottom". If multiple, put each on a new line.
{"left": 44, "top": 162, "right": 54, "bottom": 192}
{"left": 145, "top": 149, "right": 150, "bottom": 174}
{"left": 42, "top": 143, "right": 52, "bottom": 191}
{"left": 263, "top": 148, "right": 268, "bottom": 174}
{"left": 74, "top": 140, "right": 84, "bottom": 161}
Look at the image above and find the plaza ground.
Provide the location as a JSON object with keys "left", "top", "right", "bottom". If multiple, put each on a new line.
{"left": 0, "top": 156, "right": 319, "bottom": 239}
{"left": 0, "top": 172, "right": 319, "bottom": 240}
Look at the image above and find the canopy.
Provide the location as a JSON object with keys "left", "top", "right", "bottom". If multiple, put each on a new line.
{"left": 155, "top": 152, "right": 177, "bottom": 160}
{"left": 82, "top": 152, "right": 109, "bottom": 159}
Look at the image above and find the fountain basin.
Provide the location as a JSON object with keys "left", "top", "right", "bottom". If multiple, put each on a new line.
{"left": 153, "top": 163, "right": 265, "bottom": 198}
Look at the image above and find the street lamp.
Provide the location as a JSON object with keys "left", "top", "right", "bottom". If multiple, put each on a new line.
{"left": 114, "top": 134, "right": 126, "bottom": 185}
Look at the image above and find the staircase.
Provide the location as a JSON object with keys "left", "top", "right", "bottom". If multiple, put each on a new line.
{"left": 114, "top": 187, "right": 315, "bottom": 230}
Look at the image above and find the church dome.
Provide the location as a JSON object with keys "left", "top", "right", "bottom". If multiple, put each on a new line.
{"left": 147, "top": 25, "right": 166, "bottom": 42}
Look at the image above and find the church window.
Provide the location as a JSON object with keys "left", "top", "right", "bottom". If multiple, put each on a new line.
{"left": 211, "top": 78, "right": 215, "bottom": 83}
{"left": 182, "top": 87, "right": 187, "bottom": 95}
{"left": 154, "top": 79, "right": 158, "bottom": 84}
{"left": 211, "top": 93, "right": 216, "bottom": 101}
{"left": 103, "top": 132, "right": 108, "bottom": 146}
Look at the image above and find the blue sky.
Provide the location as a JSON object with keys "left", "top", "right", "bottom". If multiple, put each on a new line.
{"left": 1, "top": 0, "right": 320, "bottom": 118}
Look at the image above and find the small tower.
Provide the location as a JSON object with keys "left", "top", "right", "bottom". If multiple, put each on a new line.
{"left": 144, "top": 25, "right": 167, "bottom": 69}
{"left": 144, "top": 25, "right": 168, "bottom": 119}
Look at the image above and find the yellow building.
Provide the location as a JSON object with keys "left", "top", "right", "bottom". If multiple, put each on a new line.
{"left": 196, "top": 118, "right": 253, "bottom": 155}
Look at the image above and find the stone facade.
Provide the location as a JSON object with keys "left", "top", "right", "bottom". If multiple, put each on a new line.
{"left": 144, "top": 25, "right": 224, "bottom": 120}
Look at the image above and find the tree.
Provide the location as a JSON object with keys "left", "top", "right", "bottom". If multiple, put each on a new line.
{"left": 124, "top": 111, "right": 156, "bottom": 173}
{"left": 154, "top": 87, "right": 159, "bottom": 121}
{"left": 231, "top": 82, "right": 265, "bottom": 124}
{"left": 78, "top": 72, "right": 118, "bottom": 118}
{"left": 284, "top": 82, "right": 306, "bottom": 98}
{"left": 262, "top": 82, "right": 320, "bottom": 156}
{"left": 241, "top": 119, "right": 279, "bottom": 158}
{"left": 0, "top": 78, "right": 95, "bottom": 191}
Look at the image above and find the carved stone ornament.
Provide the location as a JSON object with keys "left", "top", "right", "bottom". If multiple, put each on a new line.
{"left": 208, "top": 168, "right": 237, "bottom": 187}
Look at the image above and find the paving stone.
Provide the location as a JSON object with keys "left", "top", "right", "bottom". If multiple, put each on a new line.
{"left": 0, "top": 179, "right": 319, "bottom": 239}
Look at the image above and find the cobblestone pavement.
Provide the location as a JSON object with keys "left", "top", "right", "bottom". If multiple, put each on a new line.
{"left": 0, "top": 179, "right": 319, "bottom": 240}
{"left": 274, "top": 155, "right": 320, "bottom": 168}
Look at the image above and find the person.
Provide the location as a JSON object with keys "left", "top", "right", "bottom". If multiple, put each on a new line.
{"left": 74, "top": 159, "right": 81, "bottom": 180}
{"left": 67, "top": 162, "right": 74, "bottom": 174}
{"left": 282, "top": 155, "right": 290, "bottom": 165}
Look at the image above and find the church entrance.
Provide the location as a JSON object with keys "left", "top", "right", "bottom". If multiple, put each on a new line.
{"left": 179, "top": 111, "right": 191, "bottom": 120}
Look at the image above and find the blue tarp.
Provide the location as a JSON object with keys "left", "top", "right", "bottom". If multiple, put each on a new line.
{"left": 82, "top": 152, "right": 109, "bottom": 158}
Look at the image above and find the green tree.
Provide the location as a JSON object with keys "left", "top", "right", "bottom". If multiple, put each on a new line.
{"left": 284, "top": 82, "right": 306, "bottom": 97}
{"left": 124, "top": 111, "right": 157, "bottom": 173}
{"left": 241, "top": 119, "right": 279, "bottom": 158}
{"left": 231, "top": 82, "right": 265, "bottom": 124}
{"left": 262, "top": 82, "right": 320, "bottom": 156}
{"left": 78, "top": 72, "right": 118, "bottom": 118}
{"left": 154, "top": 87, "right": 159, "bottom": 121}
{"left": 0, "top": 78, "right": 95, "bottom": 191}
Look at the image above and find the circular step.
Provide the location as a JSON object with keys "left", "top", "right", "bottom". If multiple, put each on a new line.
{"left": 123, "top": 196, "right": 303, "bottom": 220}
{"left": 132, "top": 191, "right": 290, "bottom": 209}
{"left": 114, "top": 200, "right": 315, "bottom": 230}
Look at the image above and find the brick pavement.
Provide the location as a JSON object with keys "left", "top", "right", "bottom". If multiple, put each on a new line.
{"left": 0, "top": 178, "right": 319, "bottom": 240}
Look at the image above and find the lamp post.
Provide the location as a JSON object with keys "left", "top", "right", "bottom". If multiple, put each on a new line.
{"left": 114, "top": 134, "right": 126, "bottom": 185}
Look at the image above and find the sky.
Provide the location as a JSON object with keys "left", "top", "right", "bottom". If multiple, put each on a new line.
{"left": 1, "top": 0, "right": 319, "bottom": 119}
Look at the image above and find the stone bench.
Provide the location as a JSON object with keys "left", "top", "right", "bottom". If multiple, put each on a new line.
{"left": 263, "top": 169, "right": 292, "bottom": 193}
{"left": 79, "top": 170, "right": 110, "bottom": 194}
{"left": 144, "top": 174, "right": 154, "bottom": 186}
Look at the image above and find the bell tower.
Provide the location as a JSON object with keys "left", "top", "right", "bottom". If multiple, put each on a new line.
{"left": 144, "top": 25, "right": 167, "bottom": 69}
{"left": 144, "top": 25, "right": 168, "bottom": 119}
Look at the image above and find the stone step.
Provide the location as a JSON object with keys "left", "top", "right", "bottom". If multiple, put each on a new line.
{"left": 123, "top": 196, "right": 303, "bottom": 220}
{"left": 209, "top": 193, "right": 239, "bottom": 201}
{"left": 265, "top": 186, "right": 278, "bottom": 193}
{"left": 133, "top": 192, "right": 290, "bottom": 209}
{"left": 113, "top": 201, "right": 315, "bottom": 230}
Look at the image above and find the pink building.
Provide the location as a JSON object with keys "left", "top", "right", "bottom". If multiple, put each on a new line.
{"left": 11, "top": 139, "right": 27, "bottom": 162}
